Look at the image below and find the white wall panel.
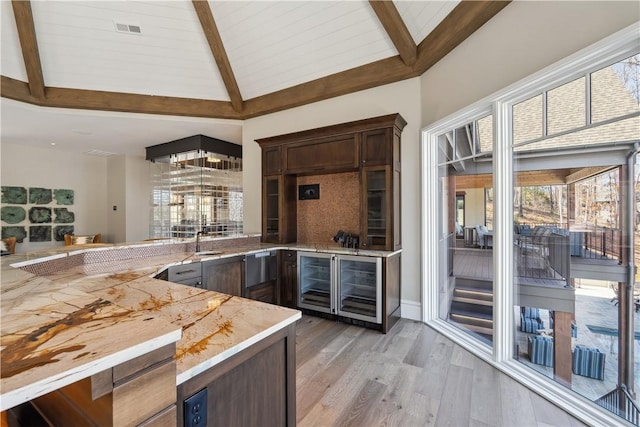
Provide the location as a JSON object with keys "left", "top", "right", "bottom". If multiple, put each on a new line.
{"left": 394, "top": 0, "right": 459, "bottom": 45}
{"left": 212, "top": 1, "right": 397, "bottom": 99}
{"left": 1, "top": 1, "right": 28, "bottom": 81}
{"left": 30, "top": 1, "right": 229, "bottom": 100}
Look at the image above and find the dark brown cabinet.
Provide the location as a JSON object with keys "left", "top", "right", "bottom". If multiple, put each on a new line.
{"left": 361, "top": 128, "right": 391, "bottom": 166}
{"left": 279, "top": 250, "right": 298, "bottom": 308}
{"left": 257, "top": 113, "right": 406, "bottom": 249}
{"left": 284, "top": 134, "right": 358, "bottom": 174}
{"left": 262, "top": 145, "right": 282, "bottom": 175}
{"left": 262, "top": 175, "right": 297, "bottom": 244}
{"left": 202, "top": 256, "right": 243, "bottom": 296}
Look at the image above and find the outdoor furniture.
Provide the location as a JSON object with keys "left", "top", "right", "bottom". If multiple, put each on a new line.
{"left": 572, "top": 345, "right": 605, "bottom": 380}
{"left": 528, "top": 336, "right": 554, "bottom": 367}
{"left": 520, "top": 307, "right": 544, "bottom": 333}
{"left": 475, "top": 225, "right": 492, "bottom": 249}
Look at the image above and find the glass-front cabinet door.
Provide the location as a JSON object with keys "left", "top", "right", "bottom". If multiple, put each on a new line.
{"left": 337, "top": 255, "right": 381, "bottom": 323}
{"left": 362, "top": 166, "right": 390, "bottom": 250}
{"left": 263, "top": 177, "right": 280, "bottom": 242}
{"left": 298, "top": 253, "right": 333, "bottom": 314}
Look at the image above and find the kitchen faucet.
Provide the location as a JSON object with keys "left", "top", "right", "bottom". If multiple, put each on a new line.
{"left": 195, "top": 228, "right": 205, "bottom": 252}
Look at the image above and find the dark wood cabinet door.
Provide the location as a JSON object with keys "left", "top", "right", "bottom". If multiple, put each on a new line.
{"left": 202, "top": 257, "right": 243, "bottom": 296}
{"left": 361, "top": 128, "right": 391, "bottom": 166}
{"left": 262, "top": 176, "right": 297, "bottom": 244}
{"left": 284, "top": 134, "right": 358, "bottom": 174}
{"left": 263, "top": 146, "right": 282, "bottom": 175}
{"left": 360, "top": 166, "right": 392, "bottom": 250}
{"left": 279, "top": 250, "right": 298, "bottom": 308}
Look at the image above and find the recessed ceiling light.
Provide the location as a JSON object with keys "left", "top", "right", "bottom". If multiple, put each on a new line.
{"left": 50, "top": 142, "right": 56, "bottom": 146}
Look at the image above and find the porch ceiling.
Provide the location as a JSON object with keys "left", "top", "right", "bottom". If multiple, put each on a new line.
{"left": 454, "top": 166, "right": 615, "bottom": 189}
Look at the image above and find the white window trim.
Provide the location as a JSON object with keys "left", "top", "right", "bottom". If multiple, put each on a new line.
{"left": 421, "top": 22, "right": 639, "bottom": 426}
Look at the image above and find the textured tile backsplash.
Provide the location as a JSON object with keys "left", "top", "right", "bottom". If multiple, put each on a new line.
{"left": 296, "top": 172, "right": 360, "bottom": 246}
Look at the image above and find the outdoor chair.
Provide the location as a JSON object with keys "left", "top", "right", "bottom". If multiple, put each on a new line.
{"left": 520, "top": 307, "right": 544, "bottom": 333}
{"left": 475, "top": 225, "right": 492, "bottom": 248}
{"left": 572, "top": 345, "right": 605, "bottom": 380}
{"left": 528, "top": 336, "right": 554, "bottom": 367}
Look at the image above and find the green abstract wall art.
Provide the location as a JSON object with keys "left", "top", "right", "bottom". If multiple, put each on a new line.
{"left": 1, "top": 206, "right": 26, "bottom": 224}
{"left": 1, "top": 186, "right": 76, "bottom": 247}
{"left": 54, "top": 208, "right": 74, "bottom": 223}
{"left": 53, "top": 189, "right": 74, "bottom": 205}
{"left": 30, "top": 226, "right": 51, "bottom": 242}
{"left": 1, "top": 187, "right": 27, "bottom": 204}
{"left": 28, "top": 207, "right": 52, "bottom": 223}
{"left": 29, "top": 187, "right": 52, "bottom": 204}
{"left": 54, "top": 225, "right": 74, "bottom": 241}
{"left": 2, "top": 226, "right": 27, "bottom": 243}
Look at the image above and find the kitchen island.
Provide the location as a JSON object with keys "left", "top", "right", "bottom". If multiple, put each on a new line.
{"left": 1, "top": 237, "right": 301, "bottom": 426}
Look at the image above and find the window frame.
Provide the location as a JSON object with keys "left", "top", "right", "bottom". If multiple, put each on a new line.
{"left": 420, "top": 22, "right": 639, "bottom": 426}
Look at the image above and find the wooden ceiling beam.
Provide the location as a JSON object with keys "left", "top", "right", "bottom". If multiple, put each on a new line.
{"left": 11, "top": 0, "right": 45, "bottom": 100}
{"left": 0, "top": 1, "right": 510, "bottom": 119}
{"left": 368, "top": 0, "right": 416, "bottom": 66}
{"left": 415, "top": 1, "right": 511, "bottom": 74}
{"left": 192, "top": 0, "right": 244, "bottom": 113}
{"left": 564, "top": 166, "right": 615, "bottom": 184}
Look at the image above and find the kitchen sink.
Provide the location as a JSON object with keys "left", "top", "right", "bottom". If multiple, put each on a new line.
{"left": 194, "top": 250, "right": 222, "bottom": 257}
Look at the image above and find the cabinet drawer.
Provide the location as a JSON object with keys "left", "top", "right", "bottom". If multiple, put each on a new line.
{"left": 168, "top": 263, "right": 201, "bottom": 282}
{"left": 284, "top": 135, "right": 358, "bottom": 174}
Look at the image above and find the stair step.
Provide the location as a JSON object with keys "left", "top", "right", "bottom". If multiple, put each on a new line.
{"left": 449, "top": 319, "right": 494, "bottom": 336}
{"left": 449, "top": 311, "right": 493, "bottom": 325}
{"left": 454, "top": 288, "right": 493, "bottom": 300}
{"left": 452, "top": 296, "right": 493, "bottom": 306}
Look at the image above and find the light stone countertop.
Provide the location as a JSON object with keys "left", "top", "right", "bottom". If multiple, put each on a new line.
{"left": 0, "top": 237, "right": 398, "bottom": 411}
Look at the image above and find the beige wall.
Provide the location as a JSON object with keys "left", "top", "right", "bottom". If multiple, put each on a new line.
{"left": 0, "top": 143, "right": 108, "bottom": 253}
{"left": 420, "top": 1, "right": 640, "bottom": 127}
{"left": 461, "top": 188, "right": 486, "bottom": 230}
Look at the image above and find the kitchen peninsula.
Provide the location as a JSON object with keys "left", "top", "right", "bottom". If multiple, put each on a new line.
{"left": 1, "top": 236, "right": 300, "bottom": 426}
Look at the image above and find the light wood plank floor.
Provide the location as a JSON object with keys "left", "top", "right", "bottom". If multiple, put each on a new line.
{"left": 296, "top": 315, "right": 587, "bottom": 427}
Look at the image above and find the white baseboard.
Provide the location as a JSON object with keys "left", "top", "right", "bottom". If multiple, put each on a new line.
{"left": 401, "top": 300, "right": 422, "bottom": 321}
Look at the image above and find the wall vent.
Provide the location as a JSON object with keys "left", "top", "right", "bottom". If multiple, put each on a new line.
{"left": 114, "top": 21, "right": 142, "bottom": 35}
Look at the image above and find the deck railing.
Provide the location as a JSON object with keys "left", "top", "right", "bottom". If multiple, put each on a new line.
{"left": 517, "top": 233, "right": 570, "bottom": 282}
{"left": 596, "top": 384, "right": 639, "bottom": 426}
{"left": 517, "top": 223, "right": 622, "bottom": 261}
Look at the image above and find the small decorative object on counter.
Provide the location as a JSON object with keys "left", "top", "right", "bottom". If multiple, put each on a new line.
{"left": 332, "top": 230, "right": 359, "bottom": 249}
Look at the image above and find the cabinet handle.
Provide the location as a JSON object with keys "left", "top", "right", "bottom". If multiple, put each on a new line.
{"left": 176, "top": 269, "right": 197, "bottom": 275}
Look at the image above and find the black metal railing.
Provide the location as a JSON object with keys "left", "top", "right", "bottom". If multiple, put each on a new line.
{"left": 596, "top": 385, "right": 639, "bottom": 426}
{"left": 516, "top": 223, "right": 622, "bottom": 262}
{"left": 516, "top": 233, "right": 570, "bottom": 282}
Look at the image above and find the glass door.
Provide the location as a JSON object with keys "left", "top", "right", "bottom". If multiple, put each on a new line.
{"left": 363, "top": 167, "right": 389, "bottom": 249}
{"left": 298, "top": 252, "right": 333, "bottom": 314}
{"left": 337, "top": 255, "right": 381, "bottom": 322}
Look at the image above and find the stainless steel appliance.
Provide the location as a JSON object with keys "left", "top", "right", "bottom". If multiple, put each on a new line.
{"left": 297, "top": 252, "right": 381, "bottom": 323}
{"left": 245, "top": 250, "right": 277, "bottom": 289}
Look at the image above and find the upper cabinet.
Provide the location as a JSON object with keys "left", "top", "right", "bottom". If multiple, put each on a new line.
{"left": 256, "top": 114, "right": 406, "bottom": 250}
{"left": 284, "top": 134, "right": 359, "bottom": 175}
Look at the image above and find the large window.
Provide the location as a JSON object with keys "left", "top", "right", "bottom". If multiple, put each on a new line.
{"left": 422, "top": 25, "right": 639, "bottom": 426}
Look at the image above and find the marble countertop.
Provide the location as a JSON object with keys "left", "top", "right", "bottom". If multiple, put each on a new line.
{"left": 0, "top": 239, "right": 303, "bottom": 411}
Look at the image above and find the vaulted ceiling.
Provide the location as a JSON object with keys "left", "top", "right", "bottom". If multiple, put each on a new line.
{"left": 0, "top": 1, "right": 509, "bottom": 155}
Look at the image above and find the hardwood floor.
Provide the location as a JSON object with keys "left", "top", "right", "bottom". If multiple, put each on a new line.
{"left": 296, "top": 315, "right": 587, "bottom": 427}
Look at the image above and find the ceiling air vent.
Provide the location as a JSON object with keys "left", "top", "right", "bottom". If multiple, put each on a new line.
{"left": 83, "top": 149, "right": 118, "bottom": 157}
{"left": 114, "top": 21, "right": 142, "bottom": 35}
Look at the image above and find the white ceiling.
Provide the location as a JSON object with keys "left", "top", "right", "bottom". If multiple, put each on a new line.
{"left": 0, "top": 1, "right": 465, "bottom": 157}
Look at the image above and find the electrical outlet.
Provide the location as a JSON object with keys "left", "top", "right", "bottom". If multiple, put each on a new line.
{"left": 184, "top": 388, "right": 208, "bottom": 427}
